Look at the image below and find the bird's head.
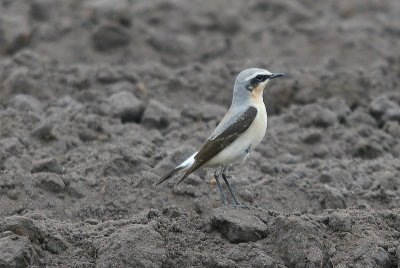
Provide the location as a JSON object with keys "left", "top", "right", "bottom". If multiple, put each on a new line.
{"left": 233, "top": 68, "right": 284, "bottom": 105}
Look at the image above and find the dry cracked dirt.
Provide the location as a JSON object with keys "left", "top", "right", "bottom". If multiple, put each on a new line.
{"left": 1, "top": 0, "right": 400, "bottom": 267}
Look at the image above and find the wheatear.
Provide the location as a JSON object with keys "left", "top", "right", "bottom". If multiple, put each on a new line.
{"left": 155, "top": 68, "right": 284, "bottom": 206}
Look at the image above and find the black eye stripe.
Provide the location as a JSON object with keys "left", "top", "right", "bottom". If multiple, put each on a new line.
{"left": 254, "top": 74, "right": 268, "bottom": 82}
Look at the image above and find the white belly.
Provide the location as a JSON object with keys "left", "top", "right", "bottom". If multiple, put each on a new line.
{"left": 205, "top": 104, "right": 267, "bottom": 167}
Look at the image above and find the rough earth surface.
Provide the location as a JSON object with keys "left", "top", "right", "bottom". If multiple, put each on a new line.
{"left": 1, "top": 0, "right": 400, "bottom": 267}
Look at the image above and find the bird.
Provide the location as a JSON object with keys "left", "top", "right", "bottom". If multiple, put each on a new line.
{"left": 154, "top": 68, "right": 284, "bottom": 206}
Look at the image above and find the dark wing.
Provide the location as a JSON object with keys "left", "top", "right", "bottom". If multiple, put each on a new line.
{"left": 176, "top": 106, "right": 258, "bottom": 185}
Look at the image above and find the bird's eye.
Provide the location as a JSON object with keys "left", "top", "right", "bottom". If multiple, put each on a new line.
{"left": 255, "top": 75, "right": 265, "bottom": 82}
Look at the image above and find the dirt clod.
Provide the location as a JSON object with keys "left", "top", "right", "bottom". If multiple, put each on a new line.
{"left": 211, "top": 208, "right": 268, "bottom": 243}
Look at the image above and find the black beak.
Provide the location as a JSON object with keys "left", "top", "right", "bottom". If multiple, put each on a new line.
{"left": 270, "top": 73, "right": 285, "bottom": 79}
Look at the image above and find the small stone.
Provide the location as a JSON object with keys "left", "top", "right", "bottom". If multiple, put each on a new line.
{"left": 279, "top": 153, "right": 301, "bottom": 164}
{"left": 193, "top": 199, "right": 206, "bottom": 215}
{"left": 6, "top": 189, "right": 19, "bottom": 200}
{"left": 33, "top": 173, "right": 65, "bottom": 193}
{"left": 385, "top": 108, "right": 400, "bottom": 123}
{"left": 322, "top": 98, "right": 351, "bottom": 120}
{"left": 216, "top": 10, "right": 241, "bottom": 34}
{"left": 31, "top": 121, "right": 55, "bottom": 141}
{"left": 227, "top": 247, "right": 247, "bottom": 262}
{"left": 239, "top": 188, "right": 255, "bottom": 203}
{"left": 12, "top": 49, "right": 47, "bottom": 69}
{"left": 108, "top": 91, "right": 145, "bottom": 123}
{"left": 8, "top": 94, "right": 42, "bottom": 113}
{"left": 0, "top": 216, "right": 40, "bottom": 242}
{"left": 86, "top": 177, "right": 97, "bottom": 187}
{"left": 285, "top": 173, "right": 301, "bottom": 187}
{"left": 212, "top": 259, "right": 236, "bottom": 268}
{"left": 0, "top": 235, "right": 39, "bottom": 267}
{"left": 184, "top": 175, "right": 202, "bottom": 186}
{"left": 260, "top": 163, "right": 282, "bottom": 175}
{"left": 31, "top": 157, "right": 62, "bottom": 174}
{"left": 66, "top": 182, "right": 85, "bottom": 198}
{"left": 56, "top": 96, "right": 83, "bottom": 111}
{"left": 86, "top": 115, "right": 104, "bottom": 132}
{"left": 297, "top": 104, "right": 337, "bottom": 128}
{"left": 30, "top": 0, "right": 52, "bottom": 21}
{"left": 318, "top": 172, "right": 333, "bottom": 183}
{"left": 392, "top": 144, "right": 400, "bottom": 157}
{"left": 384, "top": 121, "right": 400, "bottom": 138}
{"left": 211, "top": 207, "right": 268, "bottom": 243}
{"left": 0, "top": 137, "right": 23, "bottom": 155}
{"left": 85, "top": 0, "right": 131, "bottom": 26}
{"left": 44, "top": 234, "right": 68, "bottom": 254}
{"left": 328, "top": 212, "right": 353, "bottom": 232}
{"left": 173, "top": 184, "right": 199, "bottom": 197}
{"left": 85, "top": 218, "right": 99, "bottom": 225}
{"left": 91, "top": 23, "right": 130, "bottom": 51}
{"left": 147, "top": 32, "right": 192, "bottom": 57}
{"left": 312, "top": 145, "right": 329, "bottom": 158}
{"left": 302, "top": 131, "right": 322, "bottom": 144}
{"left": 0, "top": 16, "right": 32, "bottom": 55}
{"left": 142, "top": 99, "right": 178, "bottom": 129}
{"left": 162, "top": 206, "right": 184, "bottom": 218}
{"left": 78, "top": 129, "right": 99, "bottom": 142}
{"left": 352, "top": 140, "right": 383, "bottom": 159}
{"left": 320, "top": 185, "right": 346, "bottom": 209}
{"left": 0, "top": 176, "right": 15, "bottom": 195}
{"left": 348, "top": 110, "right": 377, "bottom": 127}
{"left": 372, "top": 247, "right": 391, "bottom": 267}
{"left": 369, "top": 96, "right": 398, "bottom": 119}
{"left": 108, "top": 81, "right": 135, "bottom": 95}
{"left": 3, "top": 68, "right": 38, "bottom": 97}
{"left": 96, "top": 66, "right": 119, "bottom": 83}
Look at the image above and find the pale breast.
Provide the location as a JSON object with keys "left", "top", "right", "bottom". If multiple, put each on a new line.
{"left": 250, "top": 103, "right": 267, "bottom": 147}
{"left": 205, "top": 103, "right": 268, "bottom": 166}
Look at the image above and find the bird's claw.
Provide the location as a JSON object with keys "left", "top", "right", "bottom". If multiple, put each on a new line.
{"left": 232, "top": 202, "right": 249, "bottom": 209}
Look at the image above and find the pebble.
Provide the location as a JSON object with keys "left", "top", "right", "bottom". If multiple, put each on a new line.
{"left": 211, "top": 207, "right": 268, "bottom": 243}
{"left": 108, "top": 91, "right": 145, "bottom": 123}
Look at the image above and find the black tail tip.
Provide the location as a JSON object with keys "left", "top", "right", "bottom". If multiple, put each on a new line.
{"left": 153, "top": 176, "right": 167, "bottom": 187}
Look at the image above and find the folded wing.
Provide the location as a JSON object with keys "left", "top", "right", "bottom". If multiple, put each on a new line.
{"left": 175, "top": 106, "right": 258, "bottom": 185}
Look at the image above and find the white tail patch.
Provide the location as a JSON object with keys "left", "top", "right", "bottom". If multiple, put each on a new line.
{"left": 178, "top": 152, "right": 197, "bottom": 169}
{"left": 154, "top": 151, "right": 198, "bottom": 186}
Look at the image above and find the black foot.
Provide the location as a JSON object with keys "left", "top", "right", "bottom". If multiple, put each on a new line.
{"left": 232, "top": 202, "right": 249, "bottom": 209}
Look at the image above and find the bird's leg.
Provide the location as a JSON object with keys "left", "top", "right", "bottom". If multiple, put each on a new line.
{"left": 222, "top": 166, "right": 245, "bottom": 207}
{"left": 214, "top": 166, "right": 227, "bottom": 205}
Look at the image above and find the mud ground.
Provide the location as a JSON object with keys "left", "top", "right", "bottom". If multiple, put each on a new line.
{"left": 1, "top": 0, "right": 400, "bottom": 267}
